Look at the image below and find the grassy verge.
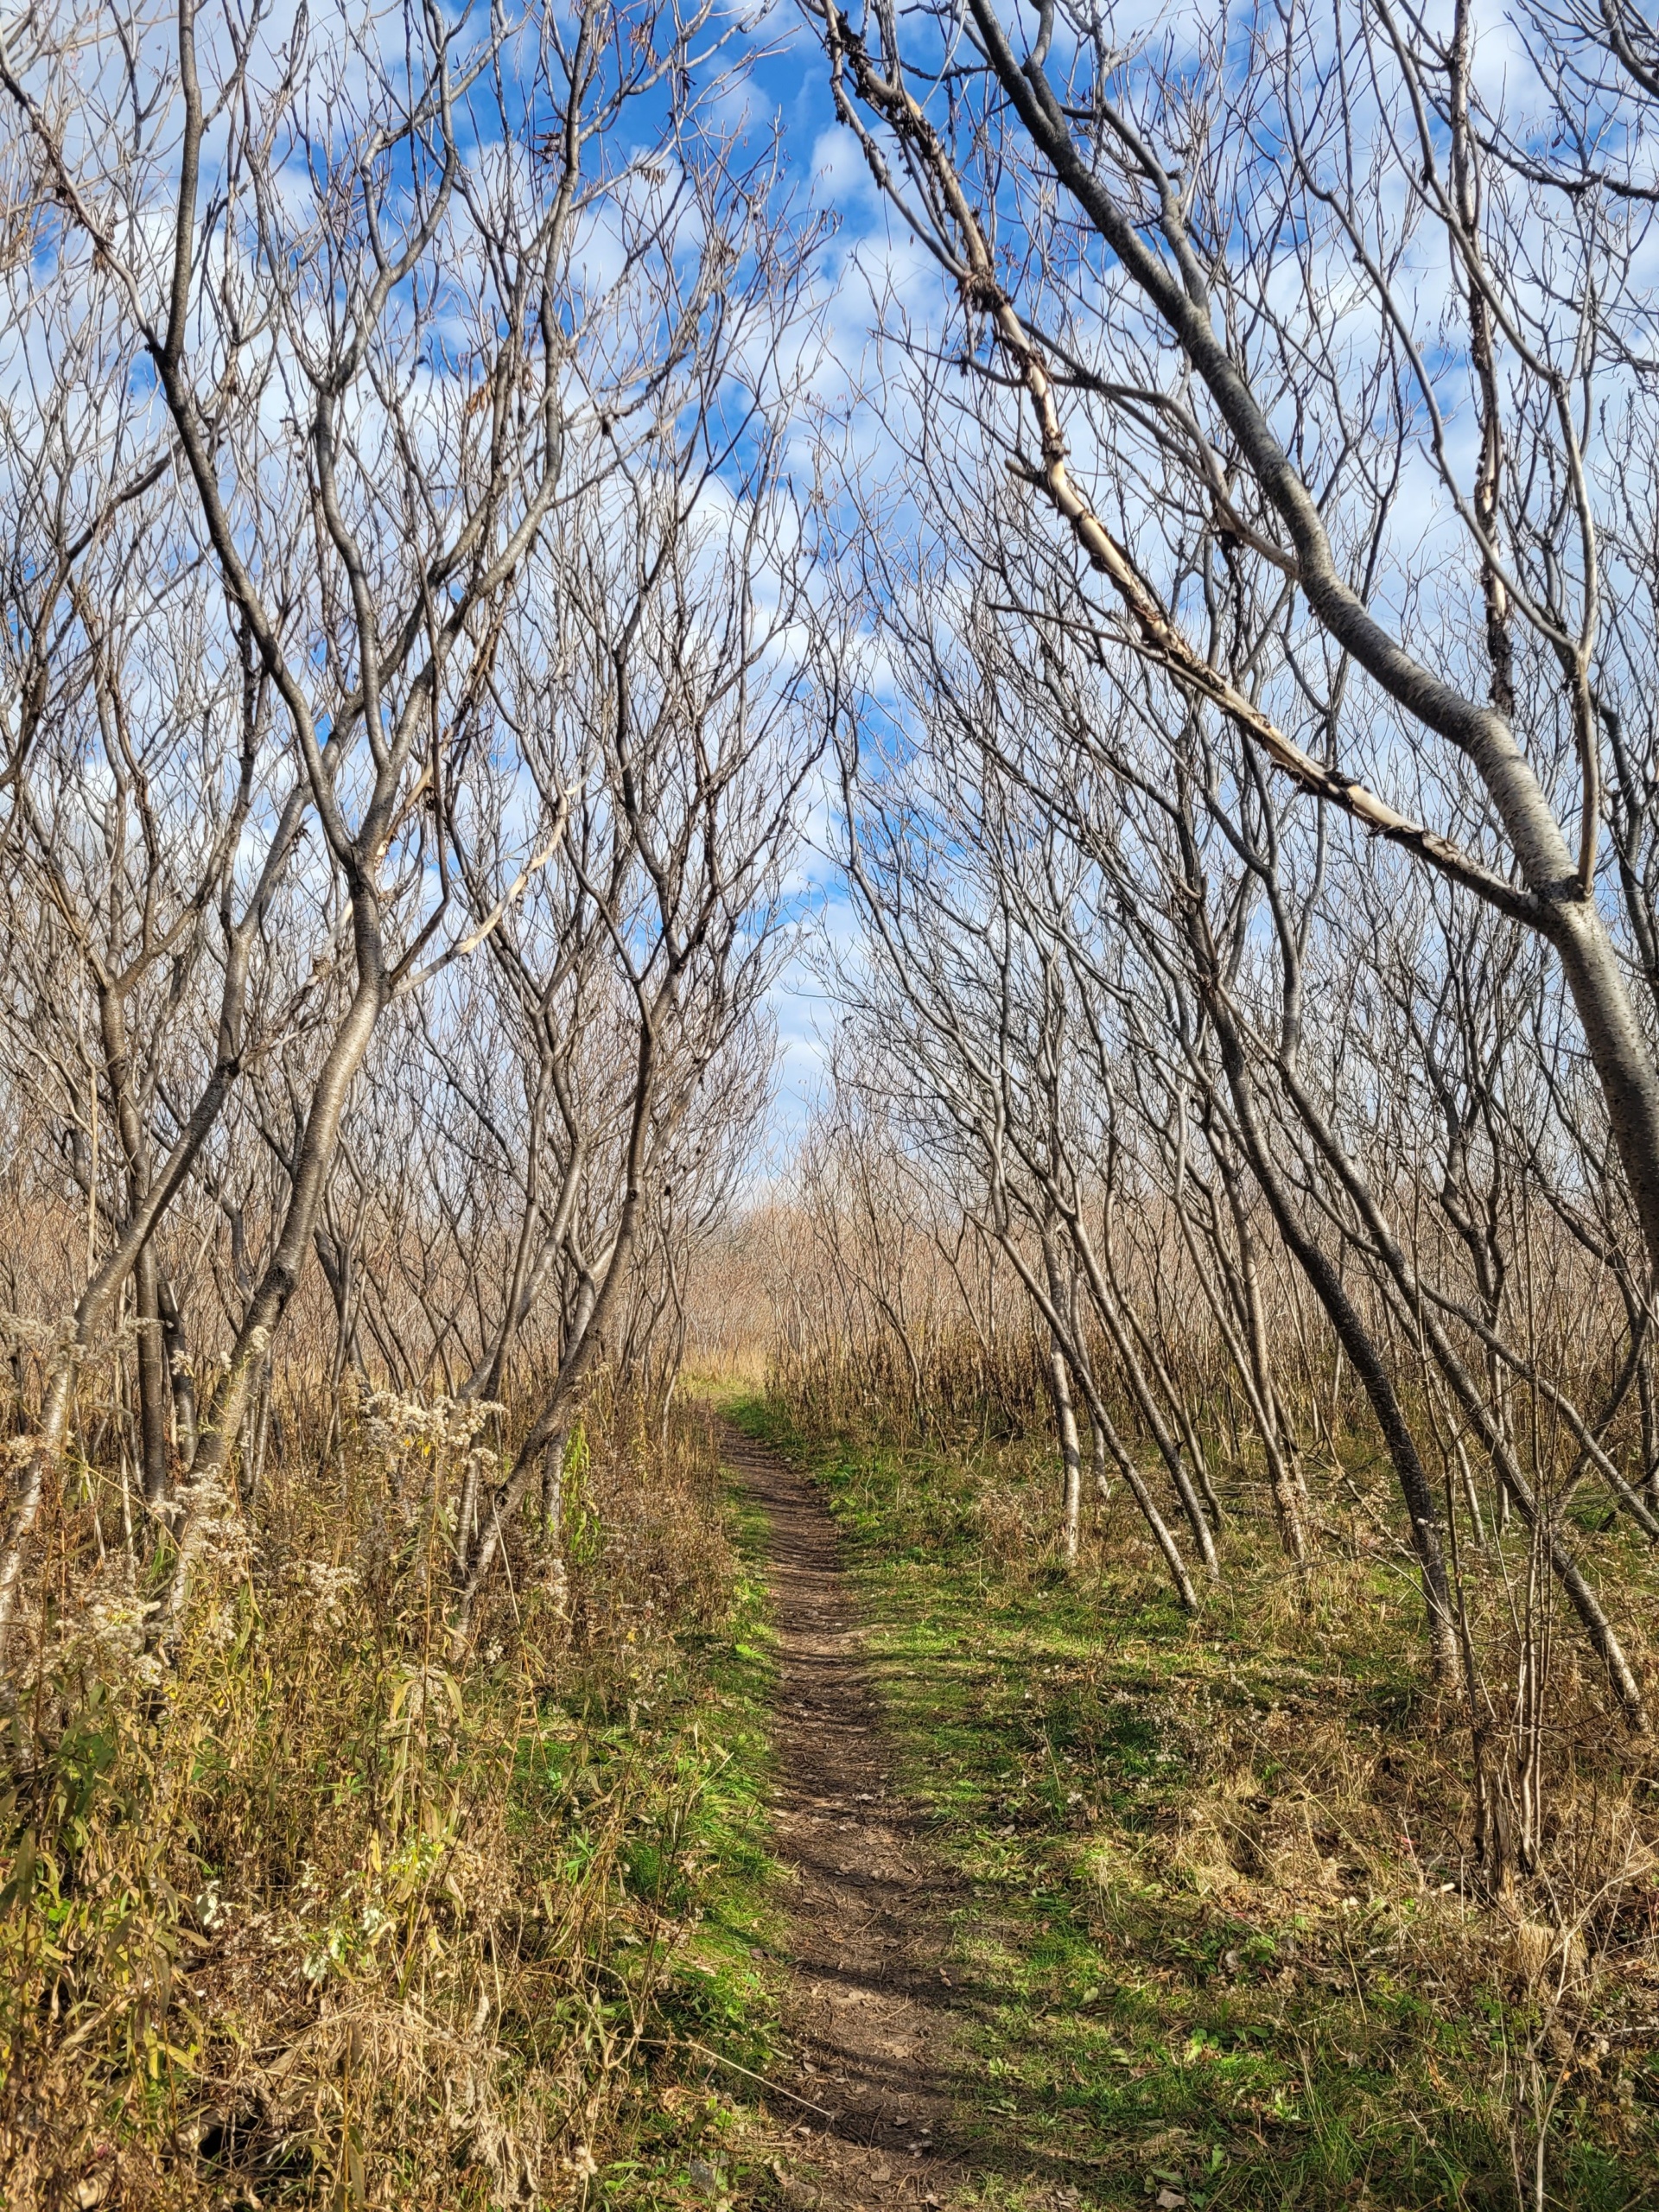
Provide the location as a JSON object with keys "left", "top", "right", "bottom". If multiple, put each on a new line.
{"left": 0, "top": 1394, "right": 793, "bottom": 2211}
{"left": 728, "top": 1395, "right": 1659, "bottom": 2212}
{"left": 599, "top": 1473, "right": 793, "bottom": 2212}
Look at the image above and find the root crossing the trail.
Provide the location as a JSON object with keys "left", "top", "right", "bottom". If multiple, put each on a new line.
{"left": 718, "top": 1422, "right": 973, "bottom": 2210}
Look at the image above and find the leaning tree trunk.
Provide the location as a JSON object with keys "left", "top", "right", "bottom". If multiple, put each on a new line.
{"left": 1203, "top": 984, "right": 1460, "bottom": 1686}
{"left": 161, "top": 955, "right": 389, "bottom": 1628}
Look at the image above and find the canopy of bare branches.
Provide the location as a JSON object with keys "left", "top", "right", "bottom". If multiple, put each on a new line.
{"left": 9, "top": 0, "right": 1659, "bottom": 2199}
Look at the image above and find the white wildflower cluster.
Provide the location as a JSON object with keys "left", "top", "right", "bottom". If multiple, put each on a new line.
{"left": 280, "top": 1555, "right": 360, "bottom": 1629}
{"left": 362, "top": 1389, "right": 505, "bottom": 1527}
{"left": 362, "top": 1389, "right": 500, "bottom": 1461}
{"left": 193, "top": 1597, "right": 242, "bottom": 1654}
{"left": 177, "top": 1470, "right": 252, "bottom": 1580}
{"left": 0, "top": 1309, "right": 75, "bottom": 1353}
{"left": 49, "top": 1577, "right": 164, "bottom": 1692}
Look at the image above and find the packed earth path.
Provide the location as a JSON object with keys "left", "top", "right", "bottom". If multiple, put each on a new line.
{"left": 715, "top": 1421, "right": 983, "bottom": 2212}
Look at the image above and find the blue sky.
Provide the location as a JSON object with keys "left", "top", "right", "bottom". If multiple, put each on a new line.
{"left": 702, "top": 12, "right": 879, "bottom": 1170}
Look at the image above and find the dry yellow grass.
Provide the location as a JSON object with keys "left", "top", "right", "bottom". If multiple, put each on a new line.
{"left": 0, "top": 1377, "right": 759, "bottom": 2209}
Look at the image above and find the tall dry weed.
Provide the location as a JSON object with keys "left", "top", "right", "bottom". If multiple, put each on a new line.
{"left": 0, "top": 1378, "right": 743, "bottom": 2209}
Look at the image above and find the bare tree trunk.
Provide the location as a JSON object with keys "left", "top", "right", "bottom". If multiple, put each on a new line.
{"left": 956, "top": 0, "right": 1659, "bottom": 1296}
{"left": 448, "top": 1033, "right": 654, "bottom": 1649}
{"left": 1274, "top": 1046, "right": 1649, "bottom": 1730}
{"left": 1205, "top": 986, "right": 1460, "bottom": 1684}
{"left": 156, "top": 1273, "right": 197, "bottom": 1473}
{"left": 0, "top": 1026, "right": 255, "bottom": 1656}
{"left": 132, "top": 1243, "right": 171, "bottom": 1514}
{"left": 1047, "top": 1338, "right": 1082, "bottom": 1566}
{"left": 163, "top": 963, "right": 387, "bottom": 1621}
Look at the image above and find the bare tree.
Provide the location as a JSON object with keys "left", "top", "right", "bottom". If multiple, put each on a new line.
{"left": 448, "top": 436, "right": 820, "bottom": 1640}
{"left": 794, "top": 0, "right": 1659, "bottom": 1320}
{"left": 0, "top": 0, "right": 813, "bottom": 1656}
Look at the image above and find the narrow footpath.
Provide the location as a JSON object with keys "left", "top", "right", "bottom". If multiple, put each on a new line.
{"left": 715, "top": 1422, "right": 975, "bottom": 2210}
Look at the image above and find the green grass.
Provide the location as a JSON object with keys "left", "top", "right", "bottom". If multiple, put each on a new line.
{"left": 726, "top": 1395, "right": 1659, "bottom": 2212}
{"left": 593, "top": 1476, "right": 793, "bottom": 2212}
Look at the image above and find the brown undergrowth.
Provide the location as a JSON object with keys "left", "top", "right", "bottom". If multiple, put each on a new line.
{"left": 0, "top": 1377, "right": 774, "bottom": 2209}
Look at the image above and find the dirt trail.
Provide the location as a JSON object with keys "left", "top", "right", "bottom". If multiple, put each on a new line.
{"left": 716, "top": 1421, "right": 975, "bottom": 2211}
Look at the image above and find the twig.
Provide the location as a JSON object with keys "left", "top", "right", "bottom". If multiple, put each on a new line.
{"left": 643, "top": 2034, "right": 841, "bottom": 2120}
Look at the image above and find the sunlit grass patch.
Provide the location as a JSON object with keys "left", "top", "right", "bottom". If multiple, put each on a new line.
{"left": 731, "top": 1395, "right": 1659, "bottom": 2211}
{"left": 598, "top": 1473, "right": 792, "bottom": 2212}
